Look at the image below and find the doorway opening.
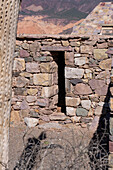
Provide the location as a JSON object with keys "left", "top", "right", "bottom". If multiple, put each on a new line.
{"left": 51, "top": 51, "right": 66, "bottom": 113}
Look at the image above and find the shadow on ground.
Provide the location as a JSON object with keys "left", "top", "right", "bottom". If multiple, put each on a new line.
{"left": 14, "top": 132, "right": 46, "bottom": 170}
{"left": 88, "top": 83, "right": 111, "bottom": 170}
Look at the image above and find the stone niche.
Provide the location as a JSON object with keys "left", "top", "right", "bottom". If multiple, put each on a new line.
{"left": 11, "top": 34, "right": 112, "bottom": 127}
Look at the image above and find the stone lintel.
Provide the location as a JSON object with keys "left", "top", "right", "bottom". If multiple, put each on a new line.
{"left": 41, "top": 46, "right": 72, "bottom": 51}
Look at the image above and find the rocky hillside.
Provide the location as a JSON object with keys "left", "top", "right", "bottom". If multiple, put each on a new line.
{"left": 18, "top": 0, "right": 112, "bottom": 34}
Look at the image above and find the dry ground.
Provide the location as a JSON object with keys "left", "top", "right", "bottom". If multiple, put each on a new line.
{"left": 9, "top": 122, "right": 107, "bottom": 170}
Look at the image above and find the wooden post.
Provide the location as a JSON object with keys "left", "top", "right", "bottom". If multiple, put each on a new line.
{"left": 0, "top": 0, "right": 20, "bottom": 169}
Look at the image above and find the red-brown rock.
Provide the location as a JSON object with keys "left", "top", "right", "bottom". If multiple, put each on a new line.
{"left": 74, "top": 83, "right": 92, "bottom": 95}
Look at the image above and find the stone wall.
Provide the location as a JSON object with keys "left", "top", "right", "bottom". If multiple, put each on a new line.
{"left": 11, "top": 34, "right": 113, "bottom": 129}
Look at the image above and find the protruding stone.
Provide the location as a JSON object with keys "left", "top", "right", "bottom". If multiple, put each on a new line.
{"left": 74, "top": 83, "right": 92, "bottom": 95}
{"left": 66, "top": 107, "right": 76, "bottom": 116}
{"left": 81, "top": 100, "right": 91, "bottom": 110}
{"left": 33, "top": 74, "right": 52, "bottom": 86}
{"left": 65, "top": 67, "right": 84, "bottom": 79}
{"left": 94, "top": 49, "right": 108, "bottom": 60}
{"left": 26, "top": 62, "right": 40, "bottom": 73}
{"left": 76, "top": 108, "right": 88, "bottom": 117}
{"left": 99, "top": 58, "right": 111, "bottom": 70}
{"left": 13, "top": 58, "right": 25, "bottom": 71}
{"left": 66, "top": 97, "right": 80, "bottom": 107}
{"left": 24, "top": 117, "right": 39, "bottom": 128}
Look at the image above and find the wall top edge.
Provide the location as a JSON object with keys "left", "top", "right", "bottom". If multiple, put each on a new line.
{"left": 16, "top": 34, "right": 113, "bottom": 40}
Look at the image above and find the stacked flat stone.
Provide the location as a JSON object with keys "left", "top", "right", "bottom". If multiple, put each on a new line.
{"left": 11, "top": 34, "right": 113, "bottom": 131}
{"left": 72, "top": 2, "right": 113, "bottom": 35}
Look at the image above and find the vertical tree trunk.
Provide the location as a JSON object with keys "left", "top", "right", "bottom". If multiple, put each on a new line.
{"left": 0, "top": 0, "right": 20, "bottom": 169}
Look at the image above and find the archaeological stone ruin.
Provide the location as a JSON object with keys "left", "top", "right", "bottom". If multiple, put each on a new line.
{"left": 1, "top": 1, "right": 113, "bottom": 169}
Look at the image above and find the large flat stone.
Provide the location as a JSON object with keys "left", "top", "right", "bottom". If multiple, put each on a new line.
{"left": 81, "top": 100, "right": 91, "bottom": 110}
{"left": 94, "top": 49, "right": 108, "bottom": 60}
{"left": 95, "top": 85, "right": 108, "bottom": 96}
{"left": 40, "top": 62, "right": 58, "bottom": 73}
{"left": 80, "top": 45, "right": 93, "bottom": 54}
{"left": 76, "top": 107, "right": 88, "bottom": 117}
{"left": 89, "top": 79, "right": 105, "bottom": 90}
{"left": 33, "top": 74, "right": 52, "bottom": 86}
{"left": 75, "top": 57, "right": 88, "bottom": 66}
{"left": 95, "top": 106, "right": 103, "bottom": 116}
{"left": 26, "top": 62, "right": 39, "bottom": 73}
{"left": 65, "top": 52, "right": 74, "bottom": 66}
{"left": 35, "top": 98, "right": 49, "bottom": 107}
{"left": 13, "top": 77, "right": 29, "bottom": 87}
{"left": 10, "top": 111, "right": 21, "bottom": 124}
{"left": 29, "top": 42, "right": 40, "bottom": 52}
{"left": 66, "top": 107, "right": 76, "bottom": 116}
{"left": 24, "top": 117, "right": 39, "bottom": 128}
{"left": 20, "top": 100, "right": 30, "bottom": 110}
{"left": 66, "top": 97, "right": 80, "bottom": 107}
{"left": 26, "top": 96, "right": 37, "bottom": 103}
{"left": 96, "top": 71, "right": 110, "bottom": 79}
{"left": 74, "top": 83, "right": 92, "bottom": 95}
{"left": 41, "top": 85, "right": 58, "bottom": 97}
{"left": 65, "top": 67, "right": 84, "bottom": 79}
{"left": 20, "top": 49, "right": 29, "bottom": 57}
{"left": 41, "top": 46, "right": 72, "bottom": 51}
{"left": 13, "top": 58, "right": 25, "bottom": 71}
{"left": 27, "top": 88, "right": 38, "bottom": 95}
{"left": 99, "top": 58, "right": 111, "bottom": 70}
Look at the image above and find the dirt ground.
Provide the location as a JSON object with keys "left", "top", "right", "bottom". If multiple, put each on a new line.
{"left": 9, "top": 122, "right": 108, "bottom": 170}
{"left": 9, "top": 124, "right": 93, "bottom": 170}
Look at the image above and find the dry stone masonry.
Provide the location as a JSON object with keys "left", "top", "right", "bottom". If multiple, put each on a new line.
{"left": 72, "top": 2, "right": 113, "bottom": 35}
{"left": 11, "top": 34, "right": 112, "bottom": 129}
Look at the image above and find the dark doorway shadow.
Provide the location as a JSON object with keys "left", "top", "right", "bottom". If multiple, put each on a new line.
{"left": 51, "top": 51, "right": 66, "bottom": 113}
{"left": 14, "top": 132, "right": 46, "bottom": 170}
{"left": 88, "top": 83, "right": 111, "bottom": 170}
